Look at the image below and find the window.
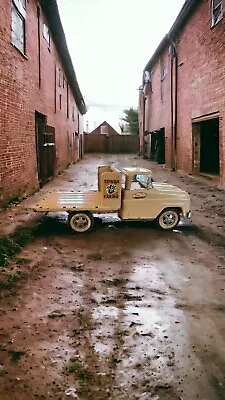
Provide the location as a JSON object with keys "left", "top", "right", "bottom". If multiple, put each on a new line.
{"left": 72, "top": 106, "right": 75, "bottom": 121}
{"left": 59, "top": 94, "right": 62, "bottom": 110}
{"left": 58, "top": 69, "right": 61, "bottom": 87}
{"left": 66, "top": 84, "right": 69, "bottom": 118}
{"left": 12, "top": 0, "right": 26, "bottom": 54}
{"left": 211, "top": 0, "right": 223, "bottom": 26}
{"left": 135, "top": 174, "right": 153, "bottom": 189}
{"left": 43, "top": 23, "right": 50, "bottom": 47}
{"left": 160, "top": 58, "right": 166, "bottom": 81}
{"left": 143, "top": 70, "right": 151, "bottom": 84}
{"left": 101, "top": 125, "right": 108, "bottom": 134}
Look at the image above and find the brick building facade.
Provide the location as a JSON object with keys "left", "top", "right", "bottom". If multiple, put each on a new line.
{"left": 0, "top": 0, "right": 86, "bottom": 205}
{"left": 139, "top": 0, "right": 225, "bottom": 187}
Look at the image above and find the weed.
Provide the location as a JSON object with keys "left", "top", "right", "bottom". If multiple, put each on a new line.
{"left": 2, "top": 197, "right": 21, "bottom": 209}
{"left": 16, "top": 257, "right": 31, "bottom": 265}
{"left": 12, "top": 229, "right": 33, "bottom": 247}
{"left": 87, "top": 252, "right": 102, "bottom": 261}
{"left": 0, "top": 236, "right": 21, "bottom": 267}
{"left": 0, "top": 272, "right": 24, "bottom": 291}
{"left": 48, "top": 310, "right": 66, "bottom": 319}
{"left": 110, "top": 354, "right": 122, "bottom": 365}
{"left": 9, "top": 350, "right": 25, "bottom": 362}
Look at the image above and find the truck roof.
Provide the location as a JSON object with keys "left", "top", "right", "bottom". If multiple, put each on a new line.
{"left": 121, "top": 167, "right": 152, "bottom": 176}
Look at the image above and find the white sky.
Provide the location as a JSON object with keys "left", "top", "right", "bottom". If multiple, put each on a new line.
{"left": 57, "top": 0, "right": 185, "bottom": 132}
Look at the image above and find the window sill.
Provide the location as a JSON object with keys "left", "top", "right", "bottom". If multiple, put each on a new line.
{"left": 11, "top": 43, "right": 28, "bottom": 59}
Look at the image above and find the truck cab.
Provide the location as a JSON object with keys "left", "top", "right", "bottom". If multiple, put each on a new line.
{"left": 118, "top": 167, "right": 191, "bottom": 230}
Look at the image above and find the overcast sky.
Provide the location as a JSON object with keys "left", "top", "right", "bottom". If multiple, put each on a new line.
{"left": 57, "top": 0, "right": 185, "bottom": 132}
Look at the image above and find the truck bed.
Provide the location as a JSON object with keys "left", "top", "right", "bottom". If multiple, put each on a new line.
{"left": 32, "top": 191, "right": 119, "bottom": 213}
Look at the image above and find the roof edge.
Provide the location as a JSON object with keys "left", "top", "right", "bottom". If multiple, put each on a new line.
{"left": 40, "top": 0, "right": 87, "bottom": 115}
{"left": 144, "top": 0, "right": 199, "bottom": 72}
{"left": 144, "top": 35, "right": 169, "bottom": 71}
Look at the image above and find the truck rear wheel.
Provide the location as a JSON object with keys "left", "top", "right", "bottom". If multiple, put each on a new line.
{"left": 68, "top": 211, "right": 94, "bottom": 233}
{"left": 155, "top": 208, "right": 180, "bottom": 230}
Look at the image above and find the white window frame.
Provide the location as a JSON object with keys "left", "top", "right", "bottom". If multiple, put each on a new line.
{"left": 12, "top": 0, "right": 26, "bottom": 54}
{"left": 43, "top": 22, "right": 50, "bottom": 48}
{"left": 211, "top": 0, "right": 223, "bottom": 27}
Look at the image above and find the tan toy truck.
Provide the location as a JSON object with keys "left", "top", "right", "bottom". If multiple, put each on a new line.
{"left": 32, "top": 165, "right": 191, "bottom": 233}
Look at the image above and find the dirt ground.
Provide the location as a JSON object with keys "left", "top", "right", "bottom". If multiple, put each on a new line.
{"left": 0, "top": 154, "right": 225, "bottom": 400}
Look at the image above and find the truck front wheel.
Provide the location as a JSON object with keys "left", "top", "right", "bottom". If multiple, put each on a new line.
{"left": 155, "top": 208, "right": 180, "bottom": 230}
{"left": 68, "top": 211, "right": 94, "bottom": 233}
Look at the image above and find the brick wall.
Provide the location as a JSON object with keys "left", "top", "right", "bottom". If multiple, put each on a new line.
{"left": 0, "top": 0, "right": 83, "bottom": 204}
{"left": 141, "top": 0, "right": 225, "bottom": 186}
{"left": 175, "top": 0, "right": 225, "bottom": 183}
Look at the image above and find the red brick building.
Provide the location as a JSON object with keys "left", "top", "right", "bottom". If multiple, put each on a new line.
{"left": 139, "top": 0, "right": 225, "bottom": 187}
{"left": 0, "top": 0, "right": 86, "bottom": 205}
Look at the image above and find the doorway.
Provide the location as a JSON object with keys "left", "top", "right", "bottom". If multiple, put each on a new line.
{"left": 200, "top": 118, "right": 219, "bottom": 174}
{"left": 150, "top": 128, "right": 165, "bottom": 164}
{"left": 193, "top": 117, "right": 219, "bottom": 176}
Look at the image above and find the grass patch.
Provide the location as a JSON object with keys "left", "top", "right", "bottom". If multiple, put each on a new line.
{"left": 0, "top": 228, "right": 34, "bottom": 268}
{"left": 68, "top": 361, "right": 93, "bottom": 383}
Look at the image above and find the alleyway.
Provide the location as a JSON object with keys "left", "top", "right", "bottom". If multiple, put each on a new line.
{"left": 0, "top": 154, "right": 225, "bottom": 400}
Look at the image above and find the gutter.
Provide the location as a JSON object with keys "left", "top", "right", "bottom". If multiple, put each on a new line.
{"left": 168, "top": 0, "right": 198, "bottom": 39}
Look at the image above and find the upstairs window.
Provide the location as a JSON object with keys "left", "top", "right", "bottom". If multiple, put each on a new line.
{"left": 43, "top": 23, "right": 50, "bottom": 48}
{"left": 143, "top": 70, "right": 151, "bottom": 84}
{"left": 58, "top": 68, "right": 61, "bottom": 87}
{"left": 160, "top": 58, "right": 166, "bottom": 81}
{"left": 211, "top": 0, "right": 223, "bottom": 26}
{"left": 12, "top": 0, "right": 26, "bottom": 54}
{"left": 101, "top": 125, "right": 108, "bottom": 134}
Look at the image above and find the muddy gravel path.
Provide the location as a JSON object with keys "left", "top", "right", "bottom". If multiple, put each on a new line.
{"left": 0, "top": 154, "right": 225, "bottom": 400}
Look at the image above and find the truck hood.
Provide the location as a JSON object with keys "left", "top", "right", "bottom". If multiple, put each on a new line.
{"left": 153, "top": 183, "right": 190, "bottom": 198}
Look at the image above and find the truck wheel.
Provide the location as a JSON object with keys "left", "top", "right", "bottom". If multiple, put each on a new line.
{"left": 68, "top": 211, "right": 94, "bottom": 233}
{"left": 155, "top": 208, "right": 180, "bottom": 230}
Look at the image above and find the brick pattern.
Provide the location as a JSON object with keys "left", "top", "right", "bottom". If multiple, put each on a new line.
{"left": 0, "top": 0, "right": 83, "bottom": 204}
{"left": 141, "top": 0, "right": 225, "bottom": 186}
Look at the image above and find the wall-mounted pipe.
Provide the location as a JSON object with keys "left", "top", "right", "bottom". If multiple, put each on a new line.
{"left": 170, "top": 40, "right": 178, "bottom": 170}
{"left": 37, "top": 5, "right": 41, "bottom": 88}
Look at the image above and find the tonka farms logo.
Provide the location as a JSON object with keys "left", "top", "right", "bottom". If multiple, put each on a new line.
{"left": 104, "top": 179, "right": 120, "bottom": 199}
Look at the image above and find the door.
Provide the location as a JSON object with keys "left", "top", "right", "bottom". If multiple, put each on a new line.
{"left": 35, "top": 112, "right": 56, "bottom": 186}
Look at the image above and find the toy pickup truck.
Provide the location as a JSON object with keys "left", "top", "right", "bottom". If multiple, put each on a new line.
{"left": 33, "top": 165, "right": 191, "bottom": 233}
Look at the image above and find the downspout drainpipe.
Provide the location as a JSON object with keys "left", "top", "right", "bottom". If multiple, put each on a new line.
{"left": 143, "top": 94, "right": 146, "bottom": 158}
{"left": 170, "top": 39, "right": 178, "bottom": 170}
{"left": 170, "top": 45, "right": 174, "bottom": 169}
{"left": 174, "top": 43, "right": 178, "bottom": 170}
{"left": 37, "top": 5, "right": 41, "bottom": 88}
